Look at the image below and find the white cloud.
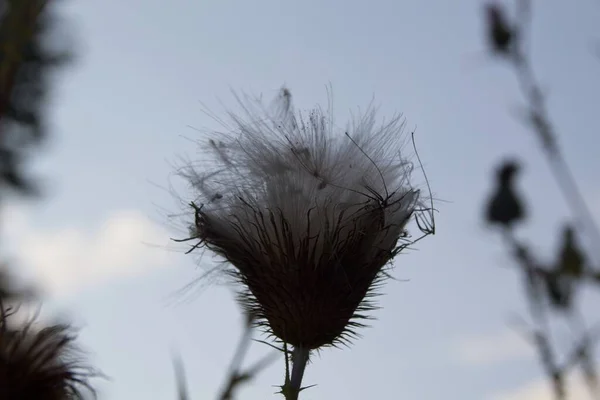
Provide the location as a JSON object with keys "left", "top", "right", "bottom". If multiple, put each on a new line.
{"left": 455, "top": 329, "right": 534, "bottom": 366}
{"left": 4, "top": 205, "right": 171, "bottom": 296}
{"left": 489, "top": 374, "right": 594, "bottom": 400}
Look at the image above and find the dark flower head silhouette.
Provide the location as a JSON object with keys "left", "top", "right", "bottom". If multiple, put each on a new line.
{"left": 0, "top": 318, "right": 98, "bottom": 399}
{"left": 179, "top": 87, "right": 433, "bottom": 351}
{"left": 0, "top": 268, "right": 98, "bottom": 399}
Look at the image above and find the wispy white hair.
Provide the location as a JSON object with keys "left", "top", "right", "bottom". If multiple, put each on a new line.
{"left": 180, "top": 87, "right": 430, "bottom": 349}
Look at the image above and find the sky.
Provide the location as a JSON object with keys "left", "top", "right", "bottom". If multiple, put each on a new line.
{"left": 3, "top": 0, "right": 600, "bottom": 399}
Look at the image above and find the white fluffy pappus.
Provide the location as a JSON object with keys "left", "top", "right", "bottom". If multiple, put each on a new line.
{"left": 179, "top": 87, "right": 432, "bottom": 349}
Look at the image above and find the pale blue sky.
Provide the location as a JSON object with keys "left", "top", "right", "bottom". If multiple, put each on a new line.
{"left": 5, "top": 0, "right": 600, "bottom": 398}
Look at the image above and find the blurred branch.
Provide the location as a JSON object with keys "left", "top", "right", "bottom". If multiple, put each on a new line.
{"left": 218, "top": 314, "right": 278, "bottom": 400}
{"left": 485, "top": 0, "right": 600, "bottom": 261}
{"left": 503, "top": 230, "right": 565, "bottom": 399}
{"left": 483, "top": 2, "right": 600, "bottom": 396}
{"left": 173, "top": 351, "right": 190, "bottom": 400}
{"left": 510, "top": 37, "right": 600, "bottom": 263}
{"left": 172, "top": 313, "right": 278, "bottom": 400}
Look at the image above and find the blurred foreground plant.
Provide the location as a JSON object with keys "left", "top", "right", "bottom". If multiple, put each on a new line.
{"left": 175, "top": 87, "right": 435, "bottom": 398}
{"left": 483, "top": 1, "right": 600, "bottom": 399}
{"left": 0, "top": 0, "right": 72, "bottom": 195}
{"left": 0, "top": 277, "right": 98, "bottom": 399}
{"left": 0, "top": 1, "right": 98, "bottom": 398}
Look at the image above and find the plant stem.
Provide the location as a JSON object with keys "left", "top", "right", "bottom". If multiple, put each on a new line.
{"left": 508, "top": 2, "right": 600, "bottom": 264}
{"left": 287, "top": 346, "right": 310, "bottom": 400}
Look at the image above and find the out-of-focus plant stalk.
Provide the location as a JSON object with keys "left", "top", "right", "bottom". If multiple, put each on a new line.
{"left": 0, "top": 0, "right": 47, "bottom": 126}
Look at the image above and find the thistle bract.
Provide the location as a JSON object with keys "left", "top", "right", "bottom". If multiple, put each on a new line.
{"left": 182, "top": 88, "right": 429, "bottom": 349}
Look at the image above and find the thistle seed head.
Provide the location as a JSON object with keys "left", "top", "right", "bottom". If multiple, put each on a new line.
{"left": 0, "top": 319, "right": 98, "bottom": 399}
{"left": 180, "top": 88, "right": 431, "bottom": 349}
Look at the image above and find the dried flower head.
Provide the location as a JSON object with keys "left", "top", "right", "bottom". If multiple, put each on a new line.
{"left": 484, "top": 3, "right": 514, "bottom": 56}
{"left": 485, "top": 160, "right": 524, "bottom": 228}
{"left": 0, "top": 312, "right": 98, "bottom": 399}
{"left": 179, "top": 88, "right": 433, "bottom": 350}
